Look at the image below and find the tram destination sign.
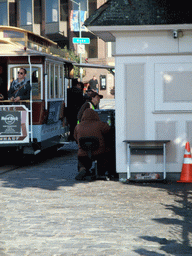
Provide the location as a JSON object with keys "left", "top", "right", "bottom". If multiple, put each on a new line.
{"left": 73, "top": 37, "right": 90, "bottom": 44}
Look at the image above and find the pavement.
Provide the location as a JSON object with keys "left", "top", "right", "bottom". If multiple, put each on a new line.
{"left": 0, "top": 142, "right": 192, "bottom": 256}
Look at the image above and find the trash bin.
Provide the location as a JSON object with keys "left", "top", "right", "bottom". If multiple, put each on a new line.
{"left": 95, "top": 109, "right": 115, "bottom": 128}
{"left": 95, "top": 109, "right": 117, "bottom": 177}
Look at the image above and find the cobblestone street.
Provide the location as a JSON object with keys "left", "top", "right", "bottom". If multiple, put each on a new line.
{"left": 0, "top": 143, "right": 192, "bottom": 256}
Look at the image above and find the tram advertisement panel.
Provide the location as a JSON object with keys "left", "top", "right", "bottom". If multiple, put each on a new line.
{"left": 0, "top": 106, "right": 29, "bottom": 143}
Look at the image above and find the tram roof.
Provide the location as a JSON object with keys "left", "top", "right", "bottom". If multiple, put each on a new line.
{"left": 0, "top": 40, "right": 73, "bottom": 64}
{"left": 0, "top": 26, "right": 74, "bottom": 63}
{"left": 0, "top": 26, "right": 57, "bottom": 47}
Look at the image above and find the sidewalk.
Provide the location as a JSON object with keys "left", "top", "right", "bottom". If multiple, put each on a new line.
{"left": 0, "top": 144, "right": 192, "bottom": 255}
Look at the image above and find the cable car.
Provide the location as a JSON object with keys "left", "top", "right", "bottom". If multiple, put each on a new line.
{"left": 0, "top": 26, "right": 74, "bottom": 156}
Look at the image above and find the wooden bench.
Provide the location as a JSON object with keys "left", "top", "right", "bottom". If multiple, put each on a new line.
{"left": 123, "top": 140, "right": 170, "bottom": 181}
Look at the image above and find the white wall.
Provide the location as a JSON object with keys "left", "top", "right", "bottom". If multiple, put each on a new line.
{"left": 115, "top": 30, "right": 192, "bottom": 178}
{"left": 114, "top": 30, "right": 192, "bottom": 55}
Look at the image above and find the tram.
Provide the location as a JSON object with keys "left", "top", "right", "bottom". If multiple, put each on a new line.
{"left": 0, "top": 26, "right": 74, "bottom": 155}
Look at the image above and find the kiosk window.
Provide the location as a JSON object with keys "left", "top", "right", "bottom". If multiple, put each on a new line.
{"left": 155, "top": 63, "right": 192, "bottom": 111}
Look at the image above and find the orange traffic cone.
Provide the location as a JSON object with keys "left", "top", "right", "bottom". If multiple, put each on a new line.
{"left": 178, "top": 142, "right": 192, "bottom": 183}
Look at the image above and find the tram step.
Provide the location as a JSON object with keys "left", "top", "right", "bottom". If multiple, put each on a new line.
{"left": 23, "top": 147, "right": 41, "bottom": 155}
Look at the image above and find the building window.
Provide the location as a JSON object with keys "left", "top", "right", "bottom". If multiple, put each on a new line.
{"left": 89, "top": 38, "right": 98, "bottom": 58}
{"left": 60, "top": 0, "right": 68, "bottom": 21}
{"left": 46, "top": 0, "right": 59, "bottom": 23}
{"left": 0, "top": 1, "right": 8, "bottom": 25}
{"left": 9, "top": 2, "right": 17, "bottom": 26}
{"left": 71, "top": 0, "right": 87, "bottom": 11}
{"left": 88, "top": 0, "right": 97, "bottom": 16}
{"left": 34, "top": 0, "right": 42, "bottom": 24}
{"left": 20, "top": 0, "right": 32, "bottom": 26}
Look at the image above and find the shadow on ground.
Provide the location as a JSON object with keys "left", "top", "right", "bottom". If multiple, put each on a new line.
{"left": 0, "top": 142, "right": 118, "bottom": 191}
{"left": 126, "top": 182, "right": 192, "bottom": 256}
{"left": 0, "top": 144, "right": 80, "bottom": 190}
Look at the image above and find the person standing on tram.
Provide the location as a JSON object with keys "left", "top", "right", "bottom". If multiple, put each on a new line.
{"left": 77, "top": 91, "right": 103, "bottom": 123}
{"left": 8, "top": 68, "right": 31, "bottom": 103}
{"left": 66, "top": 79, "right": 85, "bottom": 141}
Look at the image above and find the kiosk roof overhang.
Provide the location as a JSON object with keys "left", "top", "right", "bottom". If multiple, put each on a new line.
{"left": 84, "top": 0, "right": 192, "bottom": 42}
{"left": 86, "top": 24, "right": 192, "bottom": 42}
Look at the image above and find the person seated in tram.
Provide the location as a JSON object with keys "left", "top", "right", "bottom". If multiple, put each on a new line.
{"left": 74, "top": 108, "right": 112, "bottom": 180}
{"left": 8, "top": 68, "right": 31, "bottom": 103}
{"left": 77, "top": 91, "right": 103, "bottom": 123}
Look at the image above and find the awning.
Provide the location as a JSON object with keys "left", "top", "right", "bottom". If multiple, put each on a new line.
{"left": 73, "top": 62, "right": 115, "bottom": 72}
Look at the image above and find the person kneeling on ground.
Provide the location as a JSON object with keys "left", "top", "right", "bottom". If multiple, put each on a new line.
{"left": 74, "top": 108, "right": 111, "bottom": 180}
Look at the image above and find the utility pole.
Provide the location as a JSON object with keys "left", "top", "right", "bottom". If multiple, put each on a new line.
{"left": 70, "top": 0, "right": 82, "bottom": 81}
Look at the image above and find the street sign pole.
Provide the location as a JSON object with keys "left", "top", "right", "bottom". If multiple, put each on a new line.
{"left": 78, "top": 2, "right": 82, "bottom": 81}
{"left": 70, "top": 0, "right": 82, "bottom": 81}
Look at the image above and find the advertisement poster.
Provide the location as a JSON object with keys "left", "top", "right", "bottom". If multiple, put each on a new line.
{"left": 0, "top": 106, "right": 29, "bottom": 143}
{"left": 0, "top": 111, "right": 21, "bottom": 135}
{"left": 70, "top": 10, "right": 87, "bottom": 32}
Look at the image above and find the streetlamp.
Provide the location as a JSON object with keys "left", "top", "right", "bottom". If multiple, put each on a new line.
{"left": 70, "top": 0, "right": 83, "bottom": 81}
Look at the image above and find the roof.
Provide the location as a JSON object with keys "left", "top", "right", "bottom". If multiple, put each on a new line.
{"left": 73, "top": 62, "right": 114, "bottom": 70}
{"left": 84, "top": 0, "right": 192, "bottom": 27}
{"left": 0, "top": 26, "right": 57, "bottom": 47}
{"left": 0, "top": 40, "right": 73, "bottom": 64}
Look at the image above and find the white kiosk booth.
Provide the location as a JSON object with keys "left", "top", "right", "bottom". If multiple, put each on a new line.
{"left": 85, "top": 2, "right": 192, "bottom": 181}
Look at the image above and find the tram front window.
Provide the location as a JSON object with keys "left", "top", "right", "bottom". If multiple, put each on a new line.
{"left": 32, "top": 67, "right": 41, "bottom": 99}
{"left": 55, "top": 65, "right": 58, "bottom": 98}
{"left": 51, "top": 65, "right": 54, "bottom": 98}
{"left": 60, "top": 66, "right": 64, "bottom": 98}
{"left": 9, "top": 66, "right": 42, "bottom": 100}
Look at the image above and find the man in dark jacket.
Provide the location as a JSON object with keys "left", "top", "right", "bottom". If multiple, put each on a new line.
{"left": 88, "top": 75, "right": 99, "bottom": 93}
{"left": 77, "top": 91, "right": 103, "bottom": 123}
{"left": 67, "top": 79, "right": 85, "bottom": 140}
{"left": 8, "top": 68, "right": 31, "bottom": 103}
{"left": 74, "top": 108, "right": 111, "bottom": 180}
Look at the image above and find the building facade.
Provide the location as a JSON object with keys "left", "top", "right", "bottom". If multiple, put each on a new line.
{"left": 0, "top": 0, "right": 115, "bottom": 98}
